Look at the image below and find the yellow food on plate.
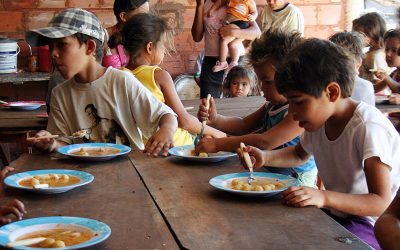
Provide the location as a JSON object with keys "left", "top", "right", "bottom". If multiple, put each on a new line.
{"left": 229, "top": 179, "right": 285, "bottom": 191}
{"left": 71, "top": 147, "right": 120, "bottom": 156}
{"left": 19, "top": 174, "right": 80, "bottom": 188}
{"left": 189, "top": 149, "right": 209, "bottom": 157}
{"left": 15, "top": 229, "right": 94, "bottom": 248}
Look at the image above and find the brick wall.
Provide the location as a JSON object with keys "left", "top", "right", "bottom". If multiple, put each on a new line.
{"left": 0, "top": 0, "right": 346, "bottom": 78}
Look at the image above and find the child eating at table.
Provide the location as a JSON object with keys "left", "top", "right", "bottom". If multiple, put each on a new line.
{"left": 0, "top": 166, "right": 26, "bottom": 224}
{"left": 121, "top": 13, "right": 226, "bottom": 146}
{"left": 237, "top": 38, "right": 400, "bottom": 249}
{"left": 196, "top": 30, "right": 317, "bottom": 187}
{"left": 221, "top": 65, "right": 258, "bottom": 97}
{"left": 352, "top": 12, "right": 392, "bottom": 94}
{"left": 374, "top": 29, "right": 400, "bottom": 105}
{"left": 25, "top": 8, "right": 177, "bottom": 157}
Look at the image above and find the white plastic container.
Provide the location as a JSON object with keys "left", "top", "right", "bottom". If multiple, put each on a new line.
{"left": 0, "top": 38, "right": 20, "bottom": 73}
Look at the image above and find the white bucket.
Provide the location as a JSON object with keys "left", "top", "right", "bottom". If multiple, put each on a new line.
{"left": 0, "top": 39, "right": 20, "bottom": 73}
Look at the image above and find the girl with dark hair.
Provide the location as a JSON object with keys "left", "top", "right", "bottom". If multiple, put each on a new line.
{"left": 352, "top": 12, "right": 393, "bottom": 93}
{"left": 221, "top": 65, "right": 259, "bottom": 97}
{"left": 121, "top": 13, "right": 226, "bottom": 146}
{"left": 102, "top": 0, "right": 149, "bottom": 68}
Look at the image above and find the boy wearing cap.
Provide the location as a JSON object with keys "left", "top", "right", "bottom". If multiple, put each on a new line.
{"left": 27, "top": 8, "right": 177, "bottom": 157}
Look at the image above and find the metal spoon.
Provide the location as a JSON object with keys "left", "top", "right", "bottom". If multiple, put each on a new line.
{"left": 240, "top": 142, "right": 255, "bottom": 185}
{"left": 194, "top": 94, "right": 211, "bottom": 146}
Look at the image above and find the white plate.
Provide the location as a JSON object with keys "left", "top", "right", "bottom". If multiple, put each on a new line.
{"left": 0, "top": 216, "right": 111, "bottom": 249}
{"left": 4, "top": 169, "right": 94, "bottom": 194}
{"left": 57, "top": 143, "right": 131, "bottom": 161}
{"left": 1, "top": 101, "right": 45, "bottom": 111}
{"left": 168, "top": 145, "right": 236, "bottom": 163}
{"left": 209, "top": 172, "right": 299, "bottom": 197}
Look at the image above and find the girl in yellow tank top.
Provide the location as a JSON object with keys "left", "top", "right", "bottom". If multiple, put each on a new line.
{"left": 120, "top": 13, "right": 226, "bottom": 147}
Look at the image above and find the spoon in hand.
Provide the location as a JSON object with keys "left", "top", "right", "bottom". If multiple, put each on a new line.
{"left": 240, "top": 142, "right": 255, "bottom": 185}
{"left": 194, "top": 94, "right": 211, "bottom": 146}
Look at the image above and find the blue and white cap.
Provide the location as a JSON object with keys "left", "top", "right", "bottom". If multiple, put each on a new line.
{"left": 26, "top": 8, "right": 106, "bottom": 46}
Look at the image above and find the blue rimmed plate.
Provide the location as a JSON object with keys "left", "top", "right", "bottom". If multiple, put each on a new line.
{"left": 57, "top": 143, "right": 131, "bottom": 161}
{"left": 168, "top": 145, "right": 236, "bottom": 163}
{"left": 0, "top": 216, "right": 111, "bottom": 249}
{"left": 209, "top": 172, "right": 299, "bottom": 197}
{"left": 3, "top": 169, "right": 94, "bottom": 194}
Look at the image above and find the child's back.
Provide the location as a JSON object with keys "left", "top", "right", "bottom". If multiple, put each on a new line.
{"left": 122, "top": 13, "right": 225, "bottom": 145}
{"left": 129, "top": 65, "right": 193, "bottom": 146}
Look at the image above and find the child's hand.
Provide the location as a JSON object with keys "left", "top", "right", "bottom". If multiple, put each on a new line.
{"left": 27, "top": 130, "right": 57, "bottom": 153}
{"left": 389, "top": 93, "right": 400, "bottom": 105}
{"left": 374, "top": 70, "right": 388, "bottom": 82}
{"left": 247, "top": 14, "right": 255, "bottom": 22}
{"left": 0, "top": 199, "right": 26, "bottom": 225}
{"left": 207, "top": 9, "right": 213, "bottom": 17}
{"left": 195, "top": 137, "right": 218, "bottom": 154}
{"left": 144, "top": 127, "right": 174, "bottom": 157}
{"left": 236, "top": 145, "right": 265, "bottom": 169}
{"left": 0, "top": 166, "right": 14, "bottom": 181}
{"left": 282, "top": 186, "right": 326, "bottom": 208}
{"left": 197, "top": 97, "right": 217, "bottom": 124}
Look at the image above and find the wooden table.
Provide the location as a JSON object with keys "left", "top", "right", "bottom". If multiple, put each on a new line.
{"left": 129, "top": 151, "right": 370, "bottom": 249}
{"left": 0, "top": 106, "right": 47, "bottom": 165}
{"left": 376, "top": 102, "right": 400, "bottom": 113}
{"left": 0, "top": 96, "right": 373, "bottom": 249}
{"left": 4, "top": 154, "right": 178, "bottom": 250}
{"left": 0, "top": 106, "right": 47, "bottom": 132}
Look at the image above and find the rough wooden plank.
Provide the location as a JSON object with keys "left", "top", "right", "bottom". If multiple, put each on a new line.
{"left": 129, "top": 151, "right": 371, "bottom": 250}
{"left": 3, "top": 153, "right": 178, "bottom": 250}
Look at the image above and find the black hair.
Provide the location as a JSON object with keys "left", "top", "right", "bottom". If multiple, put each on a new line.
{"left": 384, "top": 29, "right": 400, "bottom": 42}
{"left": 276, "top": 38, "right": 356, "bottom": 98}
{"left": 329, "top": 31, "right": 364, "bottom": 62}
{"left": 222, "top": 65, "right": 259, "bottom": 97}
{"left": 113, "top": 0, "right": 149, "bottom": 23}
{"left": 247, "top": 30, "right": 302, "bottom": 67}
{"left": 352, "top": 12, "right": 386, "bottom": 48}
{"left": 73, "top": 33, "right": 103, "bottom": 62}
{"left": 121, "top": 13, "right": 173, "bottom": 63}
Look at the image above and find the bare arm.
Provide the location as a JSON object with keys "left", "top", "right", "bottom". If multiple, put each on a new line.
{"left": 375, "top": 71, "right": 400, "bottom": 93}
{"left": 156, "top": 69, "right": 226, "bottom": 138}
{"left": 197, "top": 111, "right": 304, "bottom": 153}
{"left": 219, "top": 20, "right": 261, "bottom": 40}
{"left": 237, "top": 143, "right": 310, "bottom": 169}
{"left": 248, "top": 0, "right": 258, "bottom": 20}
{"left": 144, "top": 113, "right": 177, "bottom": 157}
{"left": 192, "top": 0, "right": 205, "bottom": 42}
{"left": 374, "top": 196, "right": 400, "bottom": 250}
{"left": 322, "top": 157, "right": 392, "bottom": 216}
{"left": 199, "top": 97, "right": 266, "bottom": 135}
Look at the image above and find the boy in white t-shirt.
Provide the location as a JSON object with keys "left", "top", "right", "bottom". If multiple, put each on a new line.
{"left": 26, "top": 8, "right": 177, "bottom": 157}
{"left": 237, "top": 38, "right": 400, "bottom": 249}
